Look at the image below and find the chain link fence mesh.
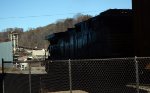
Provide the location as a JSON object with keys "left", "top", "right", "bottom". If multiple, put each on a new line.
{"left": 1, "top": 57, "right": 150, "bottom": 93}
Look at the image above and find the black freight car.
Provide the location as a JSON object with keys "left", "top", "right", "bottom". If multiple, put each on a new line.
{"left": 46, "top": 9, "right": 134, "bottom": 60}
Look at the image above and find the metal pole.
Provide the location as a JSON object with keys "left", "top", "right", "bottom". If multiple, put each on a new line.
{"left": 135, "top": 56, "right": 139, "bottom": 93}
{"left": 29, "top": 62, "right": 32, "bottom": 93}
{"left": 40, "top": 76, "right": 42, "bottom": 93}
{"left": 2, "top": 58, "right": 5, "bottom": 93}
{"left": 44, "top": 49, "right": 46, "bottom": 61}
{"left": 68, "top": 59, "right": 72, "bottom": 93}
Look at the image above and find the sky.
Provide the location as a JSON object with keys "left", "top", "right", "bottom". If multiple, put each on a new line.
{"left": 0, "top": 0, "right": 132, "bottom": 32}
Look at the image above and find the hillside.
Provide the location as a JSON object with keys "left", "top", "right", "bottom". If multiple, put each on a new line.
{"left": 0, "top": 14, "right": 92, "bottom": 49}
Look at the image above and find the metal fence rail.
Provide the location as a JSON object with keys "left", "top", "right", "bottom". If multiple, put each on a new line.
{"left": 1, "top": 57, "right": 150, "bottom": 93}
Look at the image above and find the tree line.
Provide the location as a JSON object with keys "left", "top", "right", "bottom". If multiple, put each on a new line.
{"left": 0, "top": 14, "right": 92, "bottom": 49}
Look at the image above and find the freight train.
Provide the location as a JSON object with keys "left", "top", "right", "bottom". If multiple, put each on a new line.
{"left": 46, "top": 9, "right": 134, "bottom": 60}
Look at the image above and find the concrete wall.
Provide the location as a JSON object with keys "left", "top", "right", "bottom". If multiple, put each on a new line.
{"left": 32, "top": 49, "right": 48, "bottom": 59}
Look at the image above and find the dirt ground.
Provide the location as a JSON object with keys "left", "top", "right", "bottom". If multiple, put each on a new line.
{"left": 47, "top": 90, "right": 88, "bottom": 93}
{"left": 0, "top": 67, "right": 47, "bottom": 74}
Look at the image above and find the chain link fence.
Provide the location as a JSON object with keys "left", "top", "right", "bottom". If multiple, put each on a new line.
{"left": 1, "top": 57, "right": 150, "bottom": 93}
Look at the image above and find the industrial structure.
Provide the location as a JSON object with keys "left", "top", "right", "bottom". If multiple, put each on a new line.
{"left": 8, "top": 32, "right": 19, "bottom": 54}
{"left": 132, "top": 0, "right": 150, "bottom": 56}
{"left": 46, "top": 9, "right": 133, "bottom": 60}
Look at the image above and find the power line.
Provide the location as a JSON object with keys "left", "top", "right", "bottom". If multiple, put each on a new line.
{"left": 0, "top": 11, "right": 99, "bottom": 20}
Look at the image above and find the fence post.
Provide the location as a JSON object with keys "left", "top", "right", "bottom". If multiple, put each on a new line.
{"left": 135, "top": 56, "right": 139, "bottom": 93}
{"left": 2, "top": 58, "right": 5, "bottom": 93}
{"left": 29, "top": 61, "right": 32, "bottom": 93}
{"left": 68, "top": 59, "right": 72, "bottom": 93}
{"left": 40, "top": 76, "right": 43, "bottom": 93}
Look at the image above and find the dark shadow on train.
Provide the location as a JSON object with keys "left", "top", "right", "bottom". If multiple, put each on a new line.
{"left": 46, "top": 9, "right": 134, "bottom": 60}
